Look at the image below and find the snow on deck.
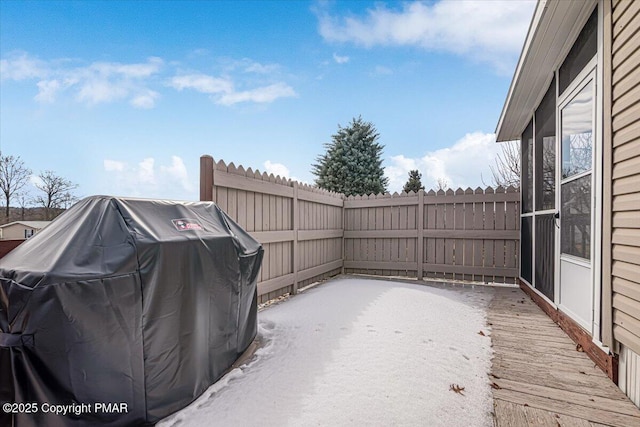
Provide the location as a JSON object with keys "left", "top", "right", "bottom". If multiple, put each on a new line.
{"left": 158, "top": 277, "right": 494, "bottom": 426}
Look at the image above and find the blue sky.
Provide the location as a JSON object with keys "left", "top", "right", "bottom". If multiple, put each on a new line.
{"left": 0, "top": 0, "right": 536, "bottom": 201}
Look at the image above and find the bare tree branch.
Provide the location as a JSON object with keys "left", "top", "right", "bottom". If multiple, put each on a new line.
{"left": 33, "top": 171, "right": 78, "bottom": 220}
{"left": 435, "top": 178, "right": 449, "bottom": 191}
{"left": 0, "top": 153, "right": 32, "bottom": 219}
{"left": 487, "top": 141, "right": 520, "bottom": 188}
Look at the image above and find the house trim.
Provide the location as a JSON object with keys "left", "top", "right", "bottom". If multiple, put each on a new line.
{"left": 601, "top": 0, "right": 614, "bottom": 349}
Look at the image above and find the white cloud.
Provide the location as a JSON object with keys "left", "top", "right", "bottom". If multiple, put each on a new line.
{"left": 3, "top": 51, "right": 295, "bottom": 108}
{"left": 161, "top": 156, "right": 194, "bottom": 192}
{"left": 170, "top": 57, "right": 295, "bottom": 106}
{"left": 169, "top": 72, "right": 296, "bottom": 106}
{"left": 262, "top": 160, "right": 305, "bottom": 183}
{"left": 243, "top": 61, "right": 280, "bottom": 74}
{"left": 34, "top": 79, "right": 61, "bottom": 103}
{"left": 169, "top": 73, "right": 233, "bottom": 94}
{"left": 108, "top": 57, "right": 163, "bottom": 78}
{"left": 103, "top": 159, "right": 125, "bottom": 172}
{"left": 130, "top": 90, "right": 160, "bottom": 109}
{"left": 70, "top": 57, "right": 163, "bottom": 106}
{"left": 385, "top": 132, "right": 502, "bottom": 192}
{"left": 318, "top": 0, "right": 535, "bottom": 72}
{"left": 217, "top": 82, "right": 297, "bottom": 106}
{"left": 138, "top": 158, "right": 155, "bottom": 184}
{"left": 332, "top": 53, "right": 350, "bottom": 64}
{"left": 76, "top": 79, "right": 129, "bottom": 105}
{"left": 102, "top": 156, "right": 196, "bottom": 200}
{"left": 2, "top": 53, "right": 164, "bottom": 107}
{"left": 0, "top": 52, "right": 48, "bottom": 81}
{"left": 264, "top": 160, "right": 291, "bottom": 179}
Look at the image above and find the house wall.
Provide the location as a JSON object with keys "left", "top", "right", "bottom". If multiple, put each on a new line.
{"left": 0, "top": 224, "right": 37, "bottom": 240}
{"left": 609, "top": 0, "right": 640, "bottom": 402}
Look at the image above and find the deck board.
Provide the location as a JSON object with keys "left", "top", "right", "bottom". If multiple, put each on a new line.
{"left": 489, "top": 287, "right": 640, "bottom": 426}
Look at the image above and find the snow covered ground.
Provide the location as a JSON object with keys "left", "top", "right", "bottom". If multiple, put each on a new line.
{"left": 158, "top": 277, "right": 494, "bottom": 427}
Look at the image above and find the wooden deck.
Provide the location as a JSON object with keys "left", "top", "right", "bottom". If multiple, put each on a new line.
{"left": 489, "top": 287, "right": 640, "bottom": 427}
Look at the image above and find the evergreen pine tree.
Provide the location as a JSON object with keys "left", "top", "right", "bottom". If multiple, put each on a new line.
{"left": 403, "top": 170, "right": 425, "bottom": 193}
{"left": 312, "top": 116, "right": 389, "bottom": 196}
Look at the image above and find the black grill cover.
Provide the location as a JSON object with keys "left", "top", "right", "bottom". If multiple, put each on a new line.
{"left": 0, "top": 196, "right": 263, "bottom": 426}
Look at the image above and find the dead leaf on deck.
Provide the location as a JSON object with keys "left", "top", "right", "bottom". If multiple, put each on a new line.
{"left": 478, "top": 331, "right": 486, "bottom": 336}
{"left": 449, "top": 384, "right": 465, "bottom": 395}
{"left": 523, "top": 403, "right": 529, "bottom": 407}
{"left": 579, "top": 371, "right": 586, "bottom": 375}
{"left": 490, "top": 373, "right": 501, "bottom": 379}
{"left": 576, "top": 344, "right": 584, "bottom": 352}
{"left": 490, "top": 382, "right": 501, "bottom": 390}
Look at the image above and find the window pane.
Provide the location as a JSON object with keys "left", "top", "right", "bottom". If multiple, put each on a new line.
{"left": 521, "top": 120, "right": 533, "bottom": 213}
{"left": 535, "top": 78, "right": 556, "bottom": 210}
{"left": 535, "top": 214, "right": 555, "bottom": 300}
{"left": 561, "top": 174, "right": 591, "bottom": 259}
{"left": 559, "top": 8, "right": 597, "bottom": 95}
{"left": 561, "top": 82, "right": 593, "bottom": 179}
{"left": 520, "top": 217, "right": 533, "bottom": 285}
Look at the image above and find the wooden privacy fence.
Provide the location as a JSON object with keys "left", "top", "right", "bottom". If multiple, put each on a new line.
{"left": 200, "top": 156, "right": 344, "bottom": 302}
{"left": 343, "top": 187, "right": 520, "bottom": 283}
{"left": 200, "top": 155, "right": 520, "bottom": 301}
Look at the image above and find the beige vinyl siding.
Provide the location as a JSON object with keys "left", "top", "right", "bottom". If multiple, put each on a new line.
{"left": 620, "top": 345, "right": 640, "bottom": 406}
{"left": 0, "top": 224, "right": 37, "bottom": 240}
{"left": 611, "top": 0, "right": 640, "bottom": 356}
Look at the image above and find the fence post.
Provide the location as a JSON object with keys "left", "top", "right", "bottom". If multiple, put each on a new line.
{"left": 199, "top": 155, "right": 214, "bottom": 202}
{"left": 417, "top": 190, "right": 424, "bottom": 280}
{"left": 341, "top": 194, "right": 346, "bottom": 275}
{"left": 292, "top": 181, "right": 299, "bottom": 294}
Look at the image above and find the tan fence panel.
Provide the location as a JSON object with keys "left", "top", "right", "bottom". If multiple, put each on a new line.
{"left": 344, "top": 186, "right": 520, "bottom": 283}
{"left": 200, "top": 157, "right": 343, "bottom": 302}
{"left": 343, "top": 192, "right": 419, "bottom": 277}
{"left": 201, "top": 155, "right": 520, "bottom": 297}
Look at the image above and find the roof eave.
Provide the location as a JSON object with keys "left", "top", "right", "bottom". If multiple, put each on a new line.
{"left": 495, "top": 0, "right": 548, "bottom": 142}
{"left": 495, "top": 0, "right": 597, "bottom": 142}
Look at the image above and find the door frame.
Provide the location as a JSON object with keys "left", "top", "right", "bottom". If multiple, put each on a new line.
{"left": 555, "top": 56, "right": 601, "bottom": 336}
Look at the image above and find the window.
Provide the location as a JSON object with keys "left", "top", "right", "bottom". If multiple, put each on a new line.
{"left": 559, "top": 8, "right": 597, "bottom": 95}
{"left": 25, "top": 229, "right": 35, "bottom": 238}
{"left": 535, "top": 77, "right": 556, "bottom": 211}
{"left": 521, "top": 120, "right": 534, "bottom": 214}
{"left": 535, "top": 215, "right": 555, "bottom": 300}
{"left": 520, "top": 78, "right": 556, "bottom": 294}
{"left": 560, "top": 80, "right": 594, "bottom": 261}
{"left": 561, "top": 83, "right": 593, "bottom": 179}
{"left": 521, "top": 217, "right": 533, "bottom": 285}
{"left": 561, "top": 175, "right": 591, "bottom": 259}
